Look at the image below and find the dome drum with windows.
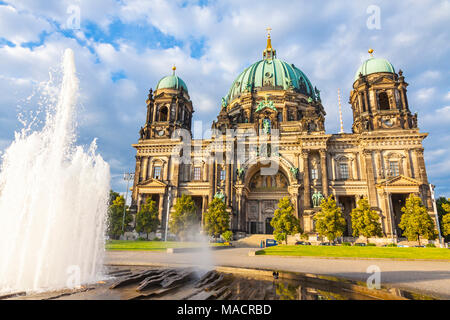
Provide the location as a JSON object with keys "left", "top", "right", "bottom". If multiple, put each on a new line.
{"left": 224, "top": 31, "right": 319, "bottom": 107}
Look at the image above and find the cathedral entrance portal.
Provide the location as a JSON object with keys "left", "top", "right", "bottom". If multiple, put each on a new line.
{"left": 246, "top": 170, "right": 290, "bottom": 235}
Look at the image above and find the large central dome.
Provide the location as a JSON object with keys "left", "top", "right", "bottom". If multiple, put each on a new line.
{"left": 226, "top": 58, "right": 315, "bottom": 103}
{"left": 225, "top": 33, "right": 316, "bottom": 104}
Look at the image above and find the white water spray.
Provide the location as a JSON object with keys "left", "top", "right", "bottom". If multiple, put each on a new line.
{"left": 0, "top": 49, "right": 110, "bottom": 293}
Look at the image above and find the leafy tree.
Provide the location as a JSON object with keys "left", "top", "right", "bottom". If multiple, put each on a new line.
{"left": 399, "top": 194, "right": 437, "bottom": 245}
{"left": 107, "top": 195, "right": 132, "bottom": 240}
{"left": 169, "top": 194, "right": 199, "bottom": 240}
{"left": 314, "top": 196, "right": 347, "bottom": 243}
{"left": 270, "top": 197, "right": 302, "bottom": 244}
{"left": 135, "top": 198, "right": 160, "bottom": 240}
{"left": 438, "top": 198, "right": 450, "bottom": 238}
{"left": 222, "top": 230, "right": 233, "bottom": 242}
{"left": 437, "top": 197, "right": 450, "bottom": 241}
{"left": 351, "top": 198, "right": 383, "bottom": 244}
{"left": 109, "top": 190, "right": 120, "bottom": 206}
{"left": 204, "top": 197, "right": 229, "bottom": 239}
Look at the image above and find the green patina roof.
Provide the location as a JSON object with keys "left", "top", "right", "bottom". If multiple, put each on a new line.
{"left": 156, "top": 74, "right": 188, "bottom": 92}
{"left": 354, "top": 57, "right": 395, "bottom": 81}
{"left": 226, "top": 58, "right": 315, "bottom": 103}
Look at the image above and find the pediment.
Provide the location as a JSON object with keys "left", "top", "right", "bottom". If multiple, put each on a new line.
{"left": 255, "top": 105, "right": 278, "bottom": 114}
{"left": 376, "top": 175, "right": 421, "bottom": 188}
{"left": 138, "top": 178, "right": 168, "bottom": 188}
{"left": 371, "top": 75, "right": 396, "bottom": 85}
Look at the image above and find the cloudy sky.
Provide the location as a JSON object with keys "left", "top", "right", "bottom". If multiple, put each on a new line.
{"left": 0, "top": 0, "right": 449, "bottom": 197}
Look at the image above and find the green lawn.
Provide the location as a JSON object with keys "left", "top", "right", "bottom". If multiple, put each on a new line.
{"left": 256, "top": 245, "right": 450, "bottom": 260}
{"left": 106, "top": 240, "right": 226, "bottom": 251}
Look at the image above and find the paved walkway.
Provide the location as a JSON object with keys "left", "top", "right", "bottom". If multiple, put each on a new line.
{"left": 106, "top": 248, "right": 450, "bottom": 299}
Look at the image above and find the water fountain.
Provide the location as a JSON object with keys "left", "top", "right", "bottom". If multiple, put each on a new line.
{"left": 0, "top": 49, "right": 110, "bottom": 294}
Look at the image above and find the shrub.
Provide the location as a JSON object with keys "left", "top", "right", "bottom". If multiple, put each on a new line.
{"left": 222, "top": 230, "right": 233, "bottom": 242}
{"left": 342, "top": 242, "right": 351, "bottom": 246}
{"left": 367, "top": 243, "right": 376, "bottom": 246}
{"left": 386, "top": 243, "right": 397, "bottom": 247}
{"left": 426, "top": 243, "right": 436, "bottom": 248}
{"left": 152, "top": 237, "right": 161, "bottom": 241}
{"left": 137, "top": 237, "right": 147, "bottom": 241}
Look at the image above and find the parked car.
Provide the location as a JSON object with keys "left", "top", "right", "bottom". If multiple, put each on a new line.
{"left": 295, "top": 241, "right": 312, "bottom": 246}
{"left": 397, "top": 244, "right": 409, "bottom": 247}
{"left": 265, "top": 239, "right": 278, "bottom": 247}
{"left": 319, "top": 242, "right": 335, "bottom": 246}
{"left": 354, "top": 243, "right": 366, "bottom": 247}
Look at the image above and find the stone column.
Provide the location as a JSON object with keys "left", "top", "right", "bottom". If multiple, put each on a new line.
{"left": 400, "top": 87, "right": 407, "bottom": 110}
{"left": 158, "top": 194, "right": 164, "bottom": 223}
{"left": 391, "top": 89, "right": 398, "bottom": 110}
{"left": 141, "top": 157, "right": 149, "bottom": 181}
{"left": 364, "top": 90, "right": 370, "bottom": 114}
{"left": 406, "top": 150, "right": 413, "bottom": 177}
{"left": 208, "top": 156, "right": 215, "bottom": 202}
{"left": 203, "top": 161, "right": 208, "bottom": 182}
{"left": 415, "top": 148, "right": 432, "bottom": 208}
{"left": 132, "top": 156, "right": 142, "bottom": 202}
{"left": 330, "top": 154, "right": 336, "bottom": 180}
{"left": 377, "top": 151, "right": 383, "bottom": 179}
{"left": 152, "top": 104, "right": 158, "bottom": 122}
{"left": 411, "top": 149, "right": 420, "bottom": 179}
{"left": 226, "top": 164, "right": 231, "bottom": 206}
{"left": 363, "top": 150, "right": 378, "bottom": 207}
{"left": 302, "top": 150, "right": 311, "bottom": 208}
{"left": 352, "top": 154, "right": 358, "bottom": 180}
{"left": 319, "top": 150, "right": 328, "bottom": 197}
{"left": 202, "top": 195, "right": 208, "bottom": 227}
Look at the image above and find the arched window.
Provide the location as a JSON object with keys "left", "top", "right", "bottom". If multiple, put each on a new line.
{"left": 378, "top": 92, "right": 390, "bottom": 111}
{"left": 159, "top": 106, "right": 168, "bottom": 121}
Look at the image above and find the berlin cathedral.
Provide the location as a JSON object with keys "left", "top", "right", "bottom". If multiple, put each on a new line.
{"left": 131, "top": 31, "right": 435, "bottom": 241}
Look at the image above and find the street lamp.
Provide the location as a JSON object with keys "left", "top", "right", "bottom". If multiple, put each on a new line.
{"left": 384, "top": 168, "right": 397, "bottom": 244}
{"left": 429, "top": 184, "right": 443, "bottom": 247}
{"left": 164, "top": 185, "right": 173, "bottom": 242}
{"left": 122, "top": 172, "right": 135, "bottom": 233}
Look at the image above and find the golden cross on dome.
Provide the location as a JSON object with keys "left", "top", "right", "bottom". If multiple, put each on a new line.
{"left": 172, "top": 64, "right": 176, "bottom": 75}
{"left": 266, "top": 27, "right": 272, "bottom": 38}
{"left": 368, "top": 48, "right": 374, "bottom": 57}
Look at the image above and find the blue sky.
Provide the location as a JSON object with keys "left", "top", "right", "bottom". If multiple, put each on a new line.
{"left": 0, "top": 0, "right": 449, "bottom": 197}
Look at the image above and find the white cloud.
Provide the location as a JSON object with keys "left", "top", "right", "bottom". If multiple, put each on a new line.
{"left": 0, "top": 5, "right": 53, "bottom": 44}
{"left": 416, "top": 87, "right": 436, "bottom": 101}
{"left": 0, "top": 0, "right": 449, "bottom": 194}
{"left": 444, "top": 91, "right": 450, "bottom": 101}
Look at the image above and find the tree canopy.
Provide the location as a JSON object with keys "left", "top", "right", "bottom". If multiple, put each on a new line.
{"left": 399, "top": 194, "right": 437, "bottom": 245}
{"left": 351, "top": 198, "right": 383, "bottom": 243}
{"left": 314, "top": 196, "right": 347, "bottom": 243}
{"left": 438, "top": 198, "right": 450, "bottom": 238}
{"left": 169, "top": 194, "right": 199, "bottom": 241}
{"left": 270, "top": 197, "right": 302, "bottom": 244}
{"left": 437, "top": 197, "right": 450, "bottom": 241}
{"left": 203, "top": 197, "right": 229, "bottom": 239}
{"left": 107, "top": 194, "right": 132, "bottom": 240}
{"left": 135, "top": 198, "right": 160, "bottom": 240}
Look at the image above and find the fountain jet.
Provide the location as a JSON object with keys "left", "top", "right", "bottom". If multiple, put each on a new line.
{"left": 0, "top": 49, "right": 110, "bottom": 293}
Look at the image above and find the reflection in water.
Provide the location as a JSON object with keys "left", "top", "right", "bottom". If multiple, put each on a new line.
{"left": 4, "top": 267, "right": 436, "bottom": 301}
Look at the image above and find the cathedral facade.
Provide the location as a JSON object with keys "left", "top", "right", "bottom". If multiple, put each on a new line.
{"left": 131, "top": 33, "right": 435, "bottom": 241}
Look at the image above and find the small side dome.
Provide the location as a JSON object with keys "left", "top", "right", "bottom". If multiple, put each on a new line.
{"left": 155, "top": 66, "right": 188, "bottom": 92}
{"left": 354, "top": 56, "right": 395, "bottom": 81}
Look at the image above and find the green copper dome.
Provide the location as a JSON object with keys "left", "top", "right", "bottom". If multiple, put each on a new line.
{"left": 354, "top": 57, "right": 395, "bottom": 81}
{"left": 226, "top": 58, "right": 316, "bottom": 103}
{"left": 156, "top": 74, "right": 188, "bottom": 92}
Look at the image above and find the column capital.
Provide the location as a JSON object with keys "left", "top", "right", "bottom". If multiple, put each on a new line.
{"left": 319, "top": 149, "right": 327, "bottom": 157}
{"left": 301, "top": 149, "right": 310, "bottom": 158}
